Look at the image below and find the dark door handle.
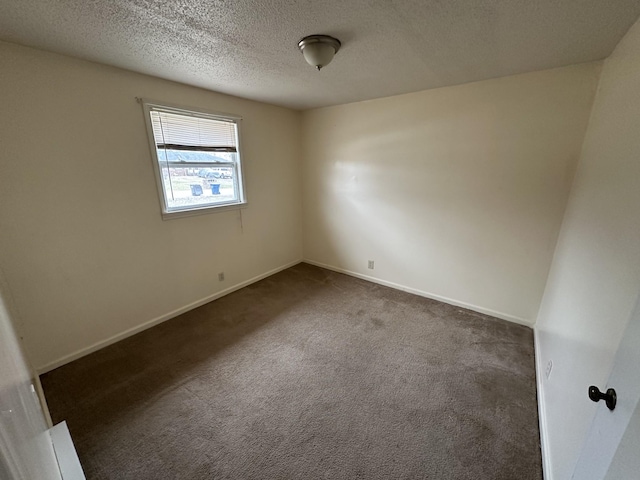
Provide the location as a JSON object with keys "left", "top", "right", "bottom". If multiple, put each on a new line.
{"left": 589, "top": 386, "right": 617, "bottom": 410}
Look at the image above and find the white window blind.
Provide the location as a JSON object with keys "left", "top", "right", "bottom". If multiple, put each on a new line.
{"left": 150, "top": 109, "right": 238, "bottom": 152}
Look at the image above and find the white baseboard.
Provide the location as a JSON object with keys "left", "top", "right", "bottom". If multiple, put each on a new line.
{"left": 37, "top": 259, "right": 302, "bottom": 374}
{"left": 302, "top": 259, "right": 533, "bottom": 327}
{"left": 534, "top": 327, "right": 552, "bottom": 480}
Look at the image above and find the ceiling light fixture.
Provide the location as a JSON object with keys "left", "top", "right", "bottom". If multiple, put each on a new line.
{"left": 298, "top": 35, "right": 341, "bottom": 71}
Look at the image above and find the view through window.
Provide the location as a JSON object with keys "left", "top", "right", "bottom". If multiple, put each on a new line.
{"left": 143, "top": 102, "right": 246, "bottom": 216}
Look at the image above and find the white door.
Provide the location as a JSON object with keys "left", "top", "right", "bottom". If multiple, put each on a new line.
{"left": 571, "top": 293, "right": 640, "bottom": 479}
{"left": 0, "top": 287, "right": 62, "bottom": 479}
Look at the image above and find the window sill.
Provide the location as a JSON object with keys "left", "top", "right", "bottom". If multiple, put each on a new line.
{"left": 161, "top": 201, "right": 247, "bottom": 220}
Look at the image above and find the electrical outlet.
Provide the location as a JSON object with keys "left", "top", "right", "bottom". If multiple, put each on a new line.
{"left": 368, "top": 260, "right": 374, "bottom": 269}
{"left": 545, "top": 360, "right": 553, "bottom": 379}
{"left": 218, "top": 272, "right": 225, "bottom": 281}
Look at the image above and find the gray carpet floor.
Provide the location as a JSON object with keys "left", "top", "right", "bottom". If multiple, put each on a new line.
{"left": 41, "top": 263, "right": 542, "bottom": 479}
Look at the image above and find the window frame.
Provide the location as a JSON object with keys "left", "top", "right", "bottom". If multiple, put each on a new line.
{"left": 140, "top": 99, "right": 248, "bottom": 219}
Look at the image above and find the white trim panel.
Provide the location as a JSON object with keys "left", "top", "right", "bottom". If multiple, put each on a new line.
{"left": 38, "top": 259, "right": 302, "bottom": 373}
{"left": 50, "top": 422, "right": 85, "bottom": 480}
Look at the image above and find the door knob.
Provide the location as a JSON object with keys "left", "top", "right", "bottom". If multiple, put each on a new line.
{"left": 588, "top": 386, "right": 617, "bottom": 410}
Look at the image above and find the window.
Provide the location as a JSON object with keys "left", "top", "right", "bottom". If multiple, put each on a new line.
{"left": 142, "top": 101, "right": 246, "bottom": 218}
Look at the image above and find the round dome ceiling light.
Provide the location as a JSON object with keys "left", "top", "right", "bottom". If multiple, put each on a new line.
{"left": 298, "top": 35, "right": 342, "bottom": 71}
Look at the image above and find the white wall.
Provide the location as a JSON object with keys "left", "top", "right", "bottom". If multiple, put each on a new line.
{"left": 0, "top": 41, "right": 302, "bottom": 372}
{"left": 535, "top": 17, "right": 640, "bottom": 480}
{"left": 301, "top": 63, "right": 601, "bottom": 324}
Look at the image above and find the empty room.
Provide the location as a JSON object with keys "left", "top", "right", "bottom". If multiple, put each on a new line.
{"left": 1, "top": 1, "right": 640, "bottom": 479}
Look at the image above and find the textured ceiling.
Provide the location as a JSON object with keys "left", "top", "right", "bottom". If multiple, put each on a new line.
{"left": 1, "top": 0, "right": 639, "bottom": 110}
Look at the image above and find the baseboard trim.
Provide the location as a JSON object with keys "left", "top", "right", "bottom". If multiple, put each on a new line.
{"left": 303, "top": 259, "right": 533, "bottom": 327}
{"left": 37, "top": 259, "right": 303, "bottom": 374}
{"left": 534, "top": 327, "right": 552, "bottom": 480}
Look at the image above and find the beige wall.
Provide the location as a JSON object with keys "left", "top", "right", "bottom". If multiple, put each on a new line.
{"left": 0, "top": 41, "right": 302, "bottom": 372}
{"left": 535, "top": 17, "right": 640, "bottom": 480}
{"left": 301, "top": 63, "right": 601, "bottom": 324}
